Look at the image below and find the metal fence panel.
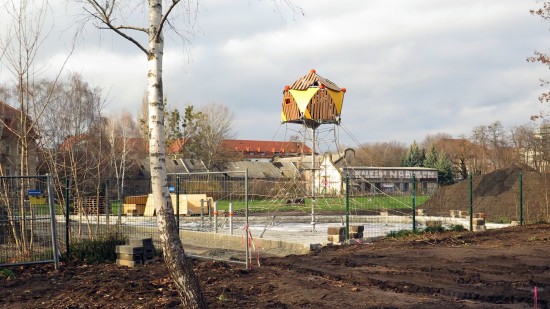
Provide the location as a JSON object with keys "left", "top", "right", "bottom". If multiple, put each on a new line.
{"left": 0, "top": 176, "right": 58, "bottom": 267}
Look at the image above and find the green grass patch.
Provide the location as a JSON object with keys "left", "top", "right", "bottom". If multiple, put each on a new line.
{"left": 0, "top": 268, "right": 15, "bottom": 279}
{"left": 213, "top": 195, "right": 431, "bottom": 213}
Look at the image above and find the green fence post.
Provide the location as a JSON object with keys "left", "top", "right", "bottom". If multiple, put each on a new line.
{"left": 469, "top": 174, "right": 473, "bottom": 232}
{"left": 412, "top": 175, "right": 416, "bottom": 232}
{"left": 519, "top": 172, "right": 523, "bottom": 226}
{"left": 345, "top": 175, "right": 349, "bottom": 241}
{"left": 65, "top": 177, "right": 70, "bottom": 259}
{"left": 176, "top": 176, "right": 180, "bottom": 230}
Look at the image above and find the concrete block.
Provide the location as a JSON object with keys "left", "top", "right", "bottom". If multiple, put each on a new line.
{"left": 327, "top": 234, "right": 345, "bottom": 243}
{"left": 416, "top": 209, "right": 426, "bottom": 216}
{"left": 349, "top": 232, "right": 363, "bottom": 239}
{"left": 116, "top": 245, "right": 143, "bottom": 255}
{"left": 128, "top": 238, "right": 153, "bottom": 247}
{"left": 459, "top": 211, "right": 469, "bottom": 218}
{"left": 117, "top": 253, "right": 143, "bottom": 261}
{"left": 475, "top": 212, "right": 486, "bottom": 219}
{"left": 473, "top": 218, "right": 485, "bottom": 226}
{"left": 450, "top": 210, "right": 460, "bottom": 218}
{"left": 473, "top": 225, "right": 486, "bottom": 232}
{"left": 327, "top": 226, "right": 345, "bottom": 235}
{"left": 116, "top": 259, "right": 143, "bottom": 267}
{"left": 511, "top": 221, "right": 521, "bottom": 226}
{"left": 143, "top": 252, "right": 155, "bottom": 260}
{"left": 380, "top": 211, "right": 389, "bottom": 216}
{"left": 349, "top": 225, "right": 364, "bottom": 233}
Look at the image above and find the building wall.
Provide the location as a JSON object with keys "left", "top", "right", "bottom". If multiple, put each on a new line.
{"left": 342, "top": 167, "right": 439, "bottom": 195}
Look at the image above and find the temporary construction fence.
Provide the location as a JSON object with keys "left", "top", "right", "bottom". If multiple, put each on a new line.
{"left": 55, "top": 171, "right": 253, "bottom": 267}
{"left": 0, "top": 176, "right": 59, "bottom": 268}
{"left": 422, "top": 169, "right": 549, "bottom": 227}
{"left": 2, "top": 167, "right": 544, "bottom": 268}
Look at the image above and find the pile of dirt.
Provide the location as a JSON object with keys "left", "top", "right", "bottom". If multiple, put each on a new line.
{"left": 1, "top": 224, "right": 550, "bottom": 308}
{"left": 424, "top": 163, "right": 550, "bottom": 222}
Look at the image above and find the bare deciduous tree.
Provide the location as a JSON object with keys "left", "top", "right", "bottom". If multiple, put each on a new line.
{"left": 77, "top": 1, "right": 299, "bottom": 305}
{"left": 186, "top": 102, "right": 237, "bottom": 169}
{"left": 0, "top": 0, "right": 72, "bottom": 258}
{"left": 529, "top": 2, "right": 550, "bottom": 120}
{"left": 351, "top": 141, "right": 407, "bottom": 167}
{"left": 78, "top": 1, "right": 207, "bottom": 306}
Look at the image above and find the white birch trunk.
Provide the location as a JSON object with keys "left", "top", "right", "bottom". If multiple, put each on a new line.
{"left": 147, "top": 1, "right": 207, "bottom": 308}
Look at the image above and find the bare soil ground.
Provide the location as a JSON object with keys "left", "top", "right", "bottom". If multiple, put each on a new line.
{"left": 1, "top": 224, "right": 550, "bottom": 308}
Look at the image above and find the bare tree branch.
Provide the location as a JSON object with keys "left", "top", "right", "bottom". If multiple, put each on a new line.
{"left": 100, "top": 25, "right": 148, "bottom": 33}
{"left": 83, "top": 2, "right": 149, "bottom": 55}
{"left": 154, "top": 0, "right": 180, "bottom": 43}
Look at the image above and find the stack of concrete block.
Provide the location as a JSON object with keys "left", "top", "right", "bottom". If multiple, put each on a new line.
{"left": 416, "top": 209, "right": 426, "bottom": 216}
{"left": 472, "top": 218, "right": 486, "bottom": 232}
{"left": 349, "top": 225, "right": 364, "bottom": 240}
{"left": 116, "top": 237, "right": 155, "bottom": 267}
{"left": 327, "top": 226, "right": 345, "bottom": 244}
{"left": 475, "top": 212, "right": 486, "bottom": 219}
{"left": 327, "top": 225, "right": 364, "bottom": 244}
{"left": 450, "top": 210, "right": 459, "bottom": 218}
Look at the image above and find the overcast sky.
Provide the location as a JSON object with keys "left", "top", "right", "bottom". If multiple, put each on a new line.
{"left": 2, "top": 0, "right": 550, "bottom": 150}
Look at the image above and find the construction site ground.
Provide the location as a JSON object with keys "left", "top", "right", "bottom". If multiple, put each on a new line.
{"left": 1, "top": 223, "right": 549, "bottom": 308}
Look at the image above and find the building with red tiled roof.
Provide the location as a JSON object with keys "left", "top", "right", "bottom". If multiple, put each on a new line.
{"left": 222, "top": 139, "right": 313, "bottom": 162}
{"left": 167, "top": 138, "right": 313, "bottom": 162}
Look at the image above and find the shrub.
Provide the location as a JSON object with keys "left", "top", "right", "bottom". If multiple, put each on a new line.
{"left": 448, "top": 224, "right": 466, "bottom": 232}
{"left": 67, "top": 233, "right": 127, "bottom": 264}
{"left": 424, "top": 225, "right": 446, "bottom": 234}
{"left": 386, "top": 223, "right": 466, "bottom": 238}
{"left": 386, "top": 229, "right": 417, "bottom": 238}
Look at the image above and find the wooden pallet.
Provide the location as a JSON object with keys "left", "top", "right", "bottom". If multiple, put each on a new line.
{"left": 74, "top": 197, "right": 105, "bottom": 214}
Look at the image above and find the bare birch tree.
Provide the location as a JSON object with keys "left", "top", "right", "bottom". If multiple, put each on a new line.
{"left": 78, "top": 1, "right": 207, "bottom": 306}
{"left": 78, "top": 1, "right": 299, "bottom": 306}
{"left": 106, "top": 111, "right": 139, "bottom": 218}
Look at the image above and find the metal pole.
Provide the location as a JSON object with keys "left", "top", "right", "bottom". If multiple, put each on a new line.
{"left": 469, "top": 174, "right": 473, "bottom": 232}
{"left": 412, "top": 175, "right": 416, "bottom": 232}
{"left": 65, "top": 177, "right": 70, "bottom": 259}
{"left": 229, "top": 203, "right": 234, "bottom": 235}
{"left": 245, "top": 169, "right": 250, "bottom": 270}
{"left": 519, "top": 172, "right": 523, "bottom": 225}
{"left": 214, "top": 202, "right": 218, "bottom": 233}
{"left": 47, "top": 174, "right": 59, "bottom": 269}
{"left": 208, "top": 199, "right": 212, "bottom": 226}
{"left": 345, "top": 175, "right": 349, "bottom": 241}
{"left": 176, "top": 176, "right": 180, "bottom": 230}
{"left": 311, "top": 126, "right": 316, "bottom": 232}
{"left": 200, "top": 199, "right": 204, "bottom": 229}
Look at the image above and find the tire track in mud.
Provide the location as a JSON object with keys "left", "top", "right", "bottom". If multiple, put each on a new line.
{"left": 262, "top": 242, "right": 549, "bottom": 308}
